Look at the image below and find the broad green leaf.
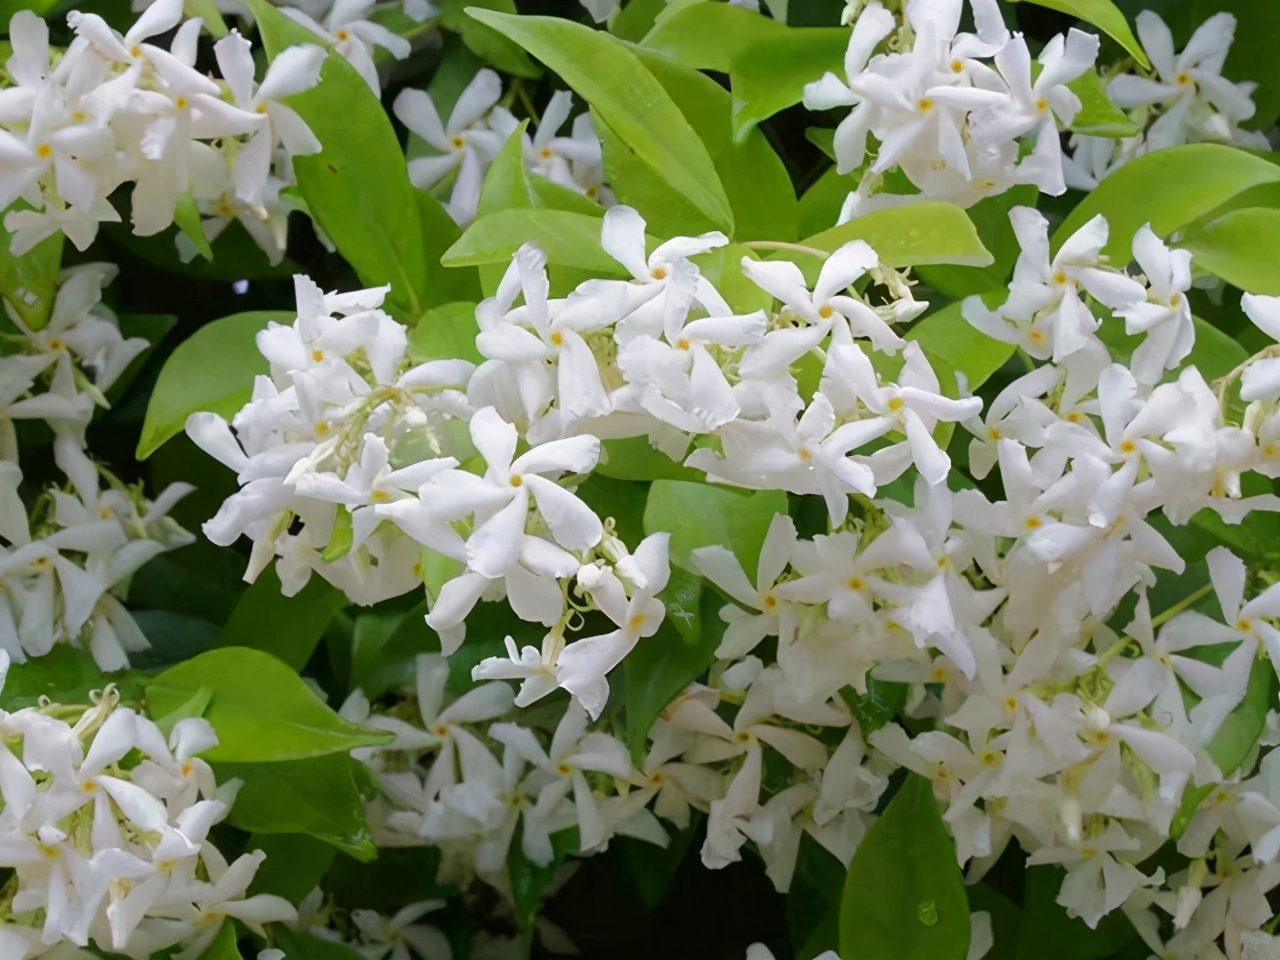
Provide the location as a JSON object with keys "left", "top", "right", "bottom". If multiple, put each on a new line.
{"left": 414, "top": 185, "right": 483, "bottom": 310}
{"left": 798, "top": 166, "right": 854, "bottom": 238}
{"left": 623, "top": 585, "right": 725, "bottom": 760}
{"left": 104, "top": 216, "right": 300, "bottom": 283}
{"left": 1052, "top": 144, "right": 1280, "bottom": 260}
{"left": 274, "top": 930, "right": 364, "bottom": 960}
{"left": 247, "top": 0, "right": 431, "bottom": 321}
{"left": 0, "top": 206, "right": 62, "bottom": 332}
{"left": 443, "top": 0, "right": 539, "bottom": 77}
{"left": 1014, "top": 0, "right": 1149, "bottom": 69}
{"left": 477, "top": 120, "right": 604, "bottom": 221}
{"left": 216, "top": 565, "right": 347, "bottom": 671}
{"left": 840, "top": 774, "right": 969, "bottom": 960}
{"left": 409, "top": 301, "right": 483, "bottom": 366}
{"left": 630, "top": 44, "right": 798, "bottom": 241}
{"left": 789, "top": 203, "right": 993, "bottom": 275}
{"left": 643, "top": 480, "right": 788, "bottom": 575}
{"left": 1179, "top": 207, "right": 1280, "bottom": 295}
{"left": 219, "top": 754, "right": 377, "bottom": 861}
{"left": 1014, "top": 865, "right": 1138, "bottom": 960}
{"left": 907, "top": 302, "right": 1017, "bottom": 391}
{"left": 612, "top": 0, "right": 668, "bottom": 42}
{"left": 840, "top": 676, "right": 909, "bottom": 736}
{"left": 198, "top": 922, "right": 244, "bottom": 960}
{"left": 1172, "top": 655, "right": 1274, "bottom": 839}
{"left": 641, "top": 0, "right": 786, "bottom": 72}
{"left": 145, "top": 647, "right": 392, "bottom": 762}
{"left": 466, "top": 9, "right": 734, "bottom": 233}
{"left": 917, "top": 185, "right": 1038, "bottom": 297}
{"left": 509, "top": 825, "right": 578, "bottom": 935}
{"left": 137, "top": 310, "right": 289, "bottom": 459}
{"left": 444, "top": 208, "right": 634, "bottom": 273}
{"left": 323, "top": 846, "right": 449, "bottom": 909}
{"left": 596, "top": 437, "right": 705, "bottom": 483}
{"left": 730, "top": 29, "right": 852, "bottom": 143}
{"left": 1065, "top": 70, "right": 1141, "bottom": 137}
{"left": 247, "top": 834, "right": 336, "bottom": 903}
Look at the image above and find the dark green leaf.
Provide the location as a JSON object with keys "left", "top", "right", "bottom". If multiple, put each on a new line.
{"left": 1014, "top": 865, "right": 1137, "bottom": 960}
{"left": 216, "top": 565, "right": 348, "bottom": 671}
{"left": 247, "top": 833, "right": 337, "bottom": 903}
{"left": 273, "top": 929, "right": 364, "bottom": 960}
{"left": 916, "top": 185, "right": 1038, "bottom": 297}
{"left": 1014, "top": 0, "right": 1149, "bottom": 68}
{"left": 146, "top": 647, "right": 392, "bottom": 762}
{"left": 840, "top": 773, "right": 969, "bottom": 960}
{"left": 137, "top": 310, "right": 290, "bottom": 459}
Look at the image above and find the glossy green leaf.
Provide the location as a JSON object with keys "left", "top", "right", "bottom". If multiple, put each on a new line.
{"left": 623, "top": 585, "right": 725, "bottom": 760}
{"left": 216, "top": 565, "right": 347, "bottom": 671}
{"left": 1, "top": 646, "right": 145, "bottom": 711}
{"left": 841, "top": 676, "right": 909, "bottom": 736}
{"left": 218, "top": 753, "right": 377, "bottom": 861}
{"left": 643, "top": 480, "right": 788, "bottom": 575}
{"left": 509, "top": 825, "right": 578, "bottom": 935}
{"left": 596, "top": 437, "right": 706, "bottom": 483}
{"left": 444, "top": 208, "right": 634, "bottom": 273}
{"left": 1065, "top": 69, "right": 1141, "bottom": 137}
{"left": 1179, "top": 207, "right": 1280, "bottom": 295}
{"left": 246, "top": 0, "right": 431, "bottom": 321}
{"left": 730, "top": 28, "right": 852, "bottom": 143}
{"left": 443, "top": 0, "right": 539, "bottom": 77}
{"left": 641, "top": 0, "right": 785, "bottom": 71}
{"left": 907, "top": 302, "right": 1017, "bottom": 391}
{"left": 1014, "top": 0, "right": 1149, "bottom": 69}
{"left": 466, "top": 9, "right": 734, "bottom": 233}
{"left": 788, "top": 203, "right": 993, "bottom": 276}
{"left": 840, "top": 774, "right": 970, "bottom": 960}
{"left": 477, "top": 119, "right": 605, "bottom": 222}
{"left": 917, "top": 185, "right": 1038, "bottom": 297}
{"left": 137, "top": 310, "right": 290, "bottom": 459}
{"left": 247, "top": 834, "right": 337, "bottom": 903}
{"left": 173, "top": 193, "right": 213, "bottom": 261}
{"left": 0, "top": 207, "right": 62, "bottom": 332}
{"left": 1014, "top": 865, "right": 1138, "bottom": 960}
{"left": 630, "top": 44, "right": 798, "bottom": 241}
{"left": 409, "top": 301, "right": 483, "bottom": 366}
{"left": 274, "top": 930, "right": 364, "bottom": 960}
{"left": 1052, "top": 144, "right": 1280, "bottom": 260}
{"left": 145, "top": 647, "right": 392, "bottom": 762}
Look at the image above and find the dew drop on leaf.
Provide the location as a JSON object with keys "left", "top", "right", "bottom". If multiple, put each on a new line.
{"left": 917, "top": 900, "right": 938, "bottom": 926}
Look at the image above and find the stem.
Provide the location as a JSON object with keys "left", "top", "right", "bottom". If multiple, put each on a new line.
{"left": 515, "top": 80, "right": 540, "bottom": 126}
{"left": 1150, "top": 582, "right": 1215, "bottom": 629}
{"left": 742, "top": 240, "right": 829, "bottom": 258}
{"left": 1214, "top": 344, "right": 1280, "bottom": 410}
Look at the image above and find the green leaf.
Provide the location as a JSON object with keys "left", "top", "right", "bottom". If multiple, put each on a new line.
{"left": 246, "top": 0, "right": 431, "bottom": 321}
{"left": 0, "top": 206, "right": 62, "bottom": 332}
{"left": 414, "top": 186, "right": 483, "bottom": 311}
{"left": 907, "top": 302, "right": 1017, "bottom": 392}
{"left": 509, "top": 824, "right": 577, "bottom": 935}
{"left": 641, "top": 0, "right": 785, "bottom": 71}
{"left": 1014, "top": 865, "right": 1137, "bottom": 960}
{"left": 1013, "top": 0, "right": 1149, "bottom": 69}
{"left": 465, "top": 9, "right": 734, "bottom": 233}
{"left": 1179, "top": 207, "right": 1280, "bottom": 295}
{"left": 917, "top": 185, "right": 1038, "bottom": 297}
{"left": 1052, "top": 144, "right": 1280, "bottom": 260}
{"left": 409, "top": 301, "right": 483, "bottom": 366}
{"left": 477, "top": 119, "right": 604, "bottom": 222}
{"left": 444, "top": 208, "right": 633, "bottom": 273}
{"left": 145, "top": 647, "right": 392, "bottom": 762}
{"left": 623, "top": 587, "right": 725, "bottom": 760}
{"left": 137, "top": 310, "right": 289, "bottom": 460}
{"left": 173, "top": 192, "right": 213, "bottom": 261}
{"left": 216, "top": 565, "right": 347, "bottom": 671}
{"left": 791, "top": 202, "right": 994, "bottom": 274}
{"left": 596, "top": 437, "right": 706, "bottom": 483}
{"left": 443, "top": 0, "right": 539, "bottom": 77}
{"left": 219, "top": 753, "right": 376, "bottom": 861}
{"left": 322, "top": 507, "right": 355, "bottom": 563}
{"left": 630, "top": 44, "right": 798, "bottom": 241}
{"left": 841, "top": 676, "right": 908, "bottom": 736}
{"left": 1193, "top": 0, "right": 1280, "bottom": 128}
{"left": 247, "top": 834, "right": 337, "bottom": 903}
{"left": 643, "top": 480, "right": 788, "bottom": 575}
{"left": 798, "top": 166, "right": 854, "bottom": 238}
{"left": 840, "top": 774, "right": 970, "bottom": 960}
{"left": 730, "top": 28, "right": 852, "bottom": 143}
{"left": 274, "top": 930, "right": 365, "bottom": 960}
{"left": 1065, "top": 70, "right": 1141, "bottom": 137}
{"left": 1, "top": 647, "right": 145, "bottom": 711}
{"left": 198, "top": 921, "right": 244, "bottom": 960}
{"left": 1172, "top": 654, "right": 1274, "bottom": 839}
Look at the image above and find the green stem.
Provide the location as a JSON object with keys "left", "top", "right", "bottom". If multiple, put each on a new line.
{"left": 1150, "top": 582, "right": 1215, "bottom": 630}
{"left": 742, "top": 240, "right": 829, "bottom": 258}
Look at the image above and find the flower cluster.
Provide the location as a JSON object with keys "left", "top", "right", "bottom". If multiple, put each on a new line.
{"left": 1064, "top": 11, "right": 1270, "bottom": 190}
{"left": 394, "top": 69, "right": 608, "bottom": 226}
{"left": 191, "top": 184, "right": 1280, "bottom": 953}
{"left": 1, "top": 3, "right": 326, "bottom": 263}
{"left": 0, "top": 263, "right": 193, "bottom": 671}
{"left": 806, "top": 0, "right": 1100, "bottom": 218}
{"left": 0, "top": 657, "right": 296, "bottom": 956}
